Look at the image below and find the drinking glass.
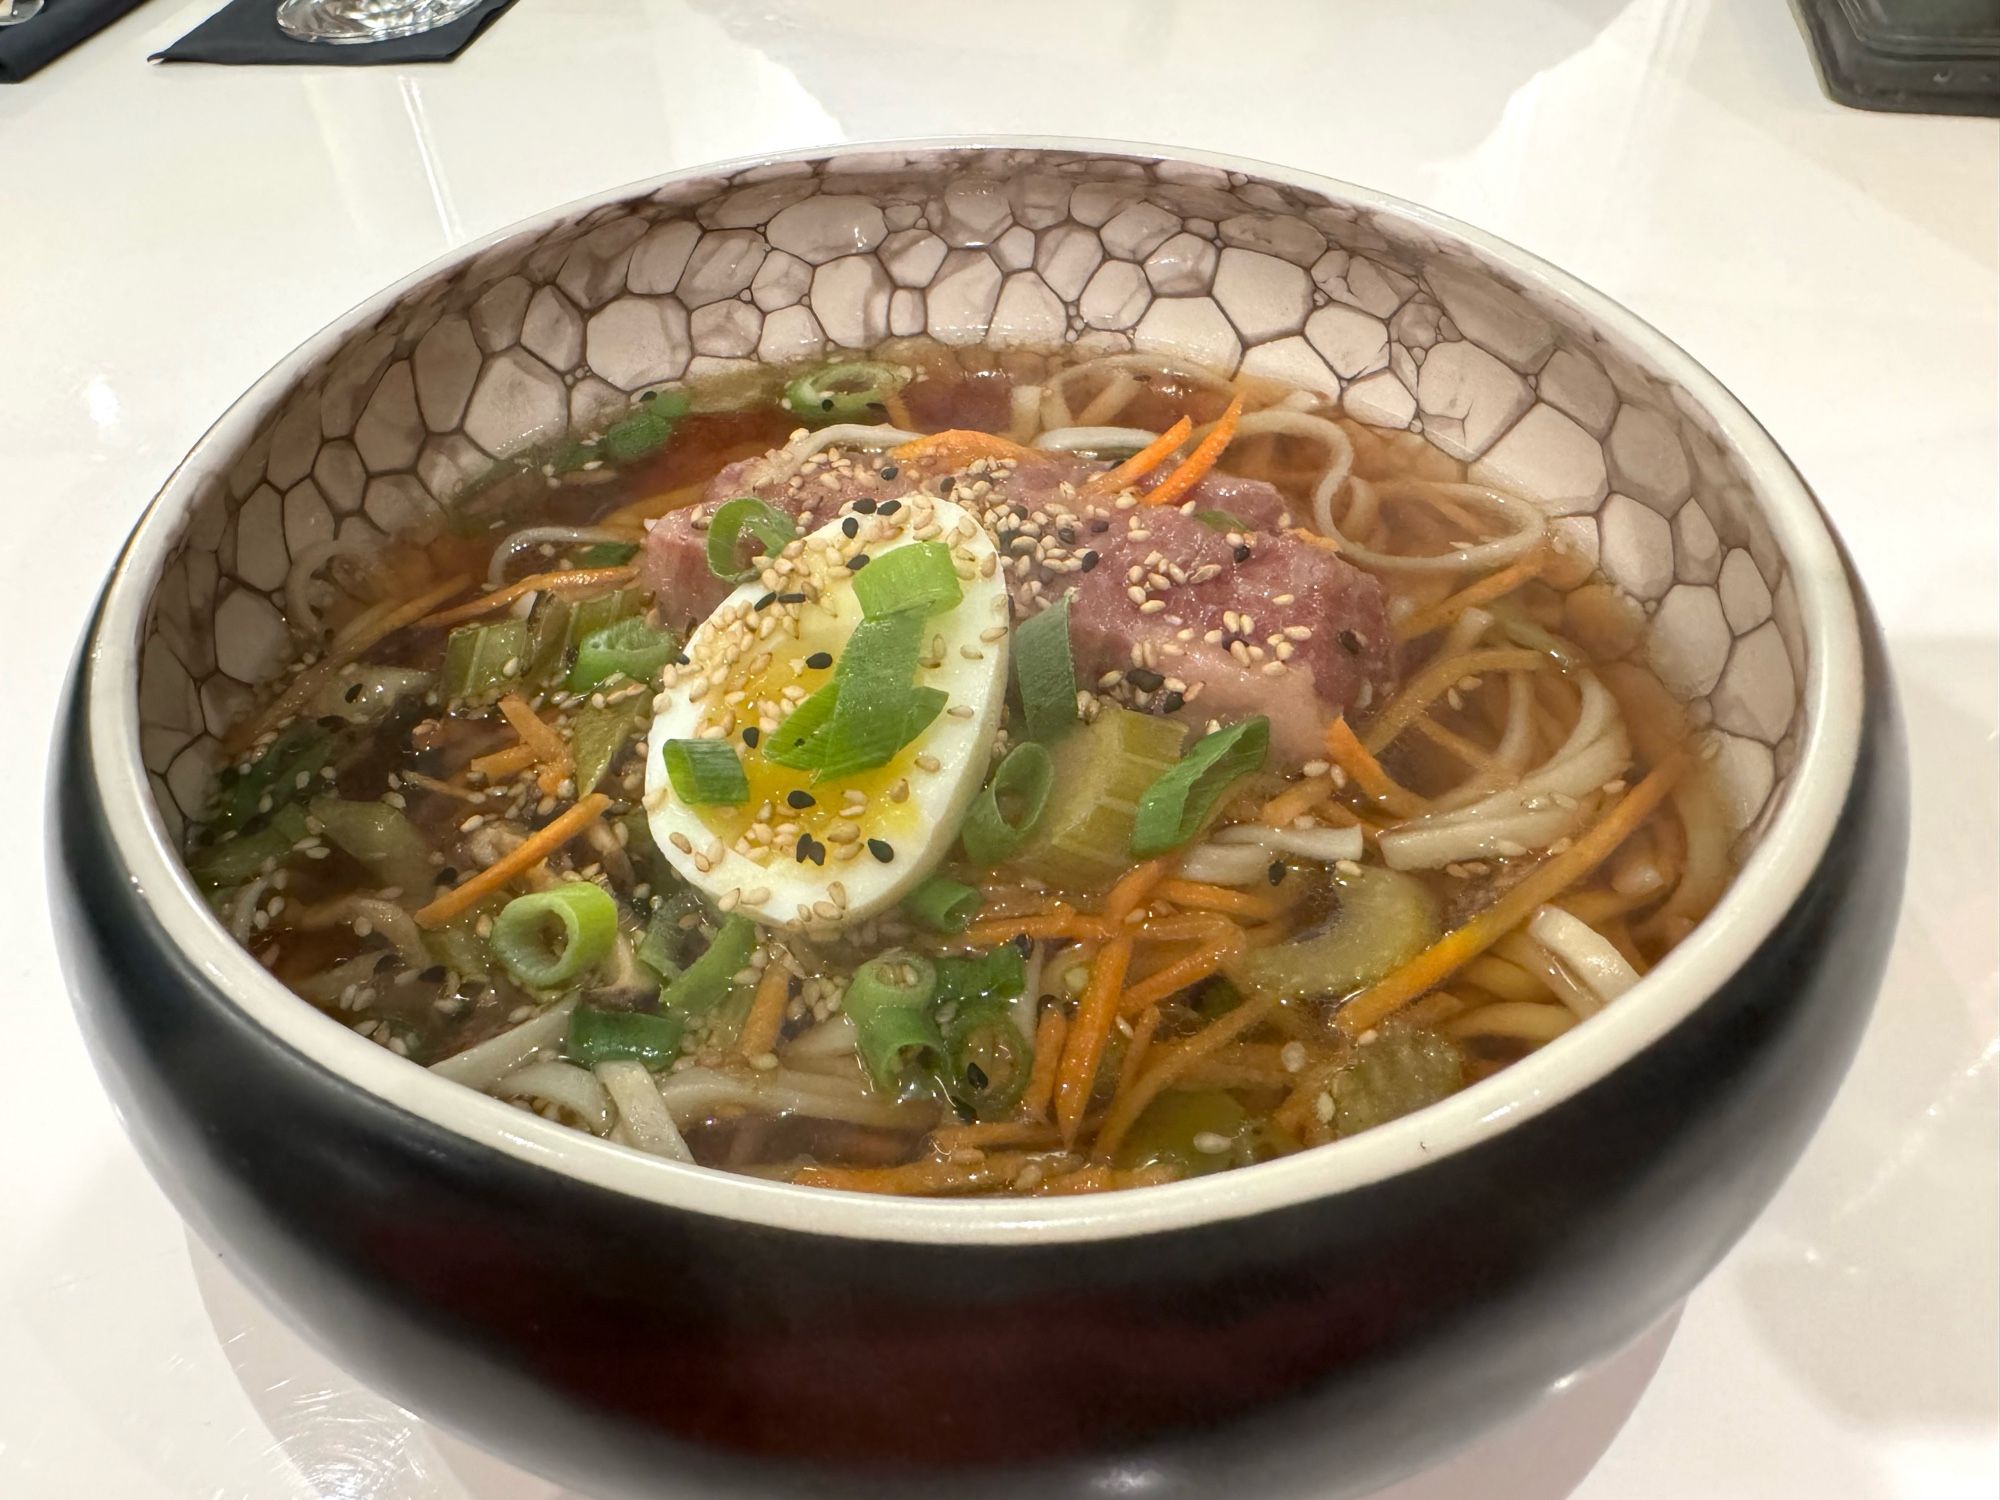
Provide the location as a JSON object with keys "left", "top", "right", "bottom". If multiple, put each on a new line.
{"left": 274, "top": 0, "right": 479, "bottom": 43}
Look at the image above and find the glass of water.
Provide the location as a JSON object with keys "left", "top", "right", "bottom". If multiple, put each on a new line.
{"left": 275, "top": 0, "right": 480, "bottom": 43}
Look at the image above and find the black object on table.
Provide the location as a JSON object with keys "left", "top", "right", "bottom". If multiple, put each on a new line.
{"left": 1793, "top": 0, "right": 2000, "bottom": 116}
{"left": 153, "top": 0, "right": 515, "bottom": 65}
{"left": 0, "top": 0, "right": 152, "bottom": 82}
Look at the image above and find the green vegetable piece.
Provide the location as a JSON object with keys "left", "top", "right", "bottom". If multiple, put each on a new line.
{"left": 1327, "top": 1030, "right": 1467, "bottom": 1138}
{"left": 659, "top": 913, "right": 756, "bottom": 1017}
{"left": 1011, "top": 706, "right": 1186, "bottom": 887}
{"left": 566, "top": 616, "right": 680, "bottom": 694}
{"left": 851, "top": 540, "right": 963, "bottom": 619}
{"left": 903, "top": 876, "right": 982, "bottom": 934}
{"left": 574, "top": 541, "right": 640, "bottom": 567}
{"left": 489, "top": 882, "right": 620, "bottom": 989}
{"left": 634, "top": 894, "right": 703, "bottom": 982}
{"left": 661, "top": 738, "right": 750, "bottom": 805}
{"left": 188, "top": 804, "right": 311, "bottom": 888}
{"left": 307, "top": 797, "right": 435, "bottom": 894}
{"left": 523, "top": 592, "right": 575, "bottom": 686}
{"left": 1112, "top": 1090, "right": 1251, "bottom": 1177}
{"left": 942, "top": 999, "right": 1032, "bottom": 1119}
{"left": 564, "top": 588, "right": 646, "bottom": 652}
{"left": 424, "top": 905, "right": 499, "bottom": 981}
{"left": 1130, "top": 717, "right": 1270, "bottom": 857}
{"left": 843, "top": 949, "right": 942, "bottom": 1091}
{"left": 569, "top": 702, "right": 648, "bottom": 796}
{"left": 765, "top": 611, "right": 939, "bottom": 781}
{"left": 706, "top": 497, "right": 799, "bottom": 583}
{"left": 208, "top": 722, "right": 336, "bottom": 832}
{"left": 600, "top": 391, "right": 688, "bottom": 465}
{"left": 1193, "top": 509, "right": 1254, "bottom": 533}
{"left": 1226, "top": 866, "right": 1440, "bottom": 1004}
{"left": 960, "top": 741, "right": 1054, "bottom": 866}
{"left": 567, "top": 1006, "right": 686, "bottom": 1071}
{"left": 441, "top": 618, "right": 529, "bottom": 705}
{"left": 782, "top": 360, "right": 911, "bottom": 427}
{"left": 932, "top": 944, "right": 1027, "bottom": 1012}
{"left": 1013, "top": 593, "right": 1079, "bottom": 743}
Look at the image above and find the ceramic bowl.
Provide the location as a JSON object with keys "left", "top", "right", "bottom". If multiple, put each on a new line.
{"left": 51, "top": 140, "right": 1906, "bottom": 1500}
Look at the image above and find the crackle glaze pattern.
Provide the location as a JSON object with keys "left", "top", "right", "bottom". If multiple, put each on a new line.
{"left": 135, "top": 148, "right": 1806, "bottom": 857}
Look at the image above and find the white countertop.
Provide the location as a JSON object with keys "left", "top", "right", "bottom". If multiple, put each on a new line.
{"left": 1, "top": 2, "right": 1994, "bottom": 1496}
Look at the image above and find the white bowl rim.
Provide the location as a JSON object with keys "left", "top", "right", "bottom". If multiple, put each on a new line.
{"left": 83, "top": 135, "right": 1864, "bottom": 1246}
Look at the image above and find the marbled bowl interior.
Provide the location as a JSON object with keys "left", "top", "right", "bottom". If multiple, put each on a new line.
{"left": 137, "top": 146, "right": 1805, "bottom": 859}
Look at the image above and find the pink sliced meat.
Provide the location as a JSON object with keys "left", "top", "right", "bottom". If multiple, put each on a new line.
{"left": 640, "top": 440, "right": 1396, "bottom": 765}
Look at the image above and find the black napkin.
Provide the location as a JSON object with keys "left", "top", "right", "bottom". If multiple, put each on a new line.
{"left": 0, "top": 0, "right": 152, "bottom": 83}
{"left": 154, "top": 0, "right": 514, "bottom": 65}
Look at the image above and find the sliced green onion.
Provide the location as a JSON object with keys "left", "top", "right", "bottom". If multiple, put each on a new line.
{"left": 566, "top": 1006, "right": 686, "bottom": 1071}
{"left": 523, "top": 593, "right": 575, "bottom": 685}
{"left": 208, "top": 722, "right": 336, "bottom": 832}
{"left": 1194, "top": 509, "right": 1252, "bottom": 533}
{"left": 188, "top": 804, "right": 311, "bottom": 887}
{"left": 761, "top": 681, "right": 840, "bottom": 769}
{"left": 564, "top": 588, "right": 645, "bottom": 651}
{"left": 706, "top": 497, "right": 798, "bottom": 583}
{"left": 307, "top": 797, "right": 435, "bottom": 894}
{"left": 661, "top": 738, "right": 750, "bottom": 805}
{"left": 843, "top": 949, "right": 942, "bottom": 1091}
{"left": 489, "top": 882, "right": 619, "bottom": 989}
{"left": 782, "top": 361, "right": 911, "bottom": 428}
{"left": 601, "top": 390, "right": 689, "bottom": 465}
{"left": 765, "top": 611, "right": 933, "bottom": 780}
{"left": 442, "top": 618, "right": 530, "bottom": 705}
{"left": 658, "top": 913, "right": 756, "bottom": 1017}
{"left": 932, "top": 944, "right": 1027, "bottom": 1011}
{"left": 567, "top": 616, "right": 680, "bottom": 693}
{"left": 574, "top": 541, "right": 640, "bottom": 567}
{"left": 1130, "top": 716, "right": 1271, "bottom": 858}
{"left": 568, "top": 701, "right": 648, "bottom": 794}
{"left": 1013, "top": 593, "right": 1079, "bottom": 742}
{"left": 942, "top": 1000, "right": 1032, "bottom": 1119}
{"left": 634, "top": 894, "right": 702, "bottom": 982}
{"left": 960, "top": 741, "right": 1053, "bottom": 866}
{"left": 904, "top": 876, "right": 982, "bottom": 934}
{"left": 852, "top": 540, "right": 963, "bottom": 619}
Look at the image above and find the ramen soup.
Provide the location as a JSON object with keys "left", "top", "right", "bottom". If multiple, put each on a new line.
{"left": 184, "top": 344, "right": 1733, "bottom": 1196}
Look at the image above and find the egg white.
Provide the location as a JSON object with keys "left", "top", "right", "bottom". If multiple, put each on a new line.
{"left": 643, "top": 496, "right": 1009, "bottom": 932}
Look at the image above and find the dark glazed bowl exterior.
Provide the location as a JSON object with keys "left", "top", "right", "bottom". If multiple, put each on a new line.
{"left": 49, "top": 141, "right": 1907, "bottom": 1499}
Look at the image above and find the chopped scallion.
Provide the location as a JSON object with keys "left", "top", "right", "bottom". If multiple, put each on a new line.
{"left": 843, "top": 949, "right": 942, "bottom": 1091}
{"left": 1013, "top": 593, "right": 1079, "bottom": 742}
{"left": 567, "top": 616, "right": 680, "bottom": 693}
{"left": 782, "top": 361, "right": 911, "bottom": 428}
{"left": 851, "top": 540, "right": 963, "bottom": 619}
{"left": 1129, "top": 716, "right": 1270, "bottom": 857}
{"left": 661, "top": 738, "right": 750, "bottom": 805}
{"left": 658, "top": 914, "right": 755, "bottom": 1017}
{"left": 566, "top": 1006, "right": 685, "bottom": 1071}
{"left": 959, "top": 741, "right": 1053, "bottom": 866}
{"left": 706, "top": 497, "right": 798, "bottom": 583}
{"left": 489, "top": 882, "right": 619, "bottom": 989}
{"left": 903, "top": 876, "right": 982, "bottom": 934}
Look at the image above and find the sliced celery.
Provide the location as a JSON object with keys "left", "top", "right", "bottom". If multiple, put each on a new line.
{"left": 1226, "top": 867, "right": 1440, "bottom": 1004}
{"left": 441, "top": 619, "right": 529, "bottom": 705}
{"left": 1010, "top": 707, "right": 1187, "bottom": 887}
{"left": 308, "top": 797, "right": 436, "bottom": 894}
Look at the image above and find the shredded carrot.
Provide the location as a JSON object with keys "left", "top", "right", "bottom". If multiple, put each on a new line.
{"left": 890, "top": 429, "right": 1044, "bottom": 469}
{"left": 469, "top": 743, "right": 540, "bottom": 781}
{"left": 1140, "top": 394, "right": 1242, "bottom": 507}
{"left": 1085, "top": 416, "right": 1192, "bottom": 497}
{"left": 1053, "top": 936, "right": 1135, "bottom": 1145}
{"left": 1394, "top": 550, "right": 1547, "bottom": 641}
{"left": 1362, "top": 647, "right": 1546, "bottom": 754}
{"left": 497, "top": 694, "right": 574, "bottom": 798}
{"left": 1325, "top": 716, "right": 1427, "bottom": 817}
{"left": 414, "top": 792, "right": 611, "bottom": 928}
{"left": 236, "top": 573, "right": 472, "bottom": 748}
{"left": 1132, "top": 911, "right": 1237, "bottom": 945}
{"left": 1154, "top": 878, "right": 1284, "bottom": 922}
{"left": 1119, "top": 926, "right": 1246, "bottom": 1015}
{"left": 1094, "top": 995, "right": 1281, "bottom": 1159}
{"left": 736, "top": 959, "right": 791, "bottom": 1060}
{"left": 1104, "top": 857, "right": 1170, "bottom": 921}
{"left": 1018, "top": 1009, "right": 1067, "bottom": 1122}
{"left": 416, "top": 565, "right": 636, "bottom": 630}
{"left": 1334, "top": 754, "right": 1687, "bottom": 1036}
{"left": 1258, "top": 777, "right": 1332, "bottom": 828}
{"left": 1108, "top": 1008, "right": 1162, "bottom": 1113}
{"left": 964, "top": 906, "right": 1116, "bottom": 945}
{"left": 793, "top": 1152, "right": 1037, "bottom": 1196}
{"left": 931, "top": 1118, "right": 1067, "bottom": 1153}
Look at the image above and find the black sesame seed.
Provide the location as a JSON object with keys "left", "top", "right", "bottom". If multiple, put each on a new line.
{"left": 1233, "top": 544, "right": 1253, "bottom": 563}
{"left": 435, "top": 867, "right": 459, "bottom": 887}
{"left": 805, "top": 651, "right": 833, "bottom": 670}
{"left": 1010, "top": 933, "right": 1033, "bottom": 958}
{"left": 673, "top": 650, "right": 691, "bottom": 665}
{"left": 742, "top": 726, "right": 761, "bottom": 748}
{"left": 418, "top": 964, "right": 448, "bottom": 984}
{"left": 866, "top": 838, "right": 895, "bottom": 863}
{"left": 1090, "top": 518, "right": 1111, "bottom": 534}
{"left": 753, "top": 591, "right": 777, "bottom": 611}
{"left": 1159, "top": 690, "right": 1186, "bottom": 714}
{"left": 1338, "top": 628, "right": 1364, "bottom": 655}
{"left": 1267, "top": 861, "right": 1287, "bottom": 887}
{"left": 375, "top": 952, "right": 400, "bottom": 973}
{"left": 777, "top": 591, "right": 808, "bottom": 605}
{"left": 965, "top": 1062, "right": 990, "bottom": 1091}
{"left": 795, "top": 833, "right": 813, "bottom": 862}
{"left": 1080, "top": 550, "right": 1101, "bottom": 572}
{"left": 1057, "top": 526, "right": 1078, "bottom": 544}
{"left": 878, "top": 466, "right": 898, "bottom": 481}
{"left": 938, "top": 475, "right": 956, "bottom": 496}
{"left": 854, "top": 497, "right": 878, "bottom": 514}
{"left": 819, "top": 396, "right": 835, "bottom": 411}
{"left": 1128, "top": 668, "right": 1164, "bottom": 692}
{"left": 343, "top": 683, "right": 364, "bottom": 703}
{"left": 787, "top": 789, "right": 816, "bottom": 809}
{"left": 846, "top": 553, "right": 870, "bottom": 570}
{"left": 841, "top": 516, "right": 859, "bottom": 538}
{"left": 805, "top": 838, "right": 826, "bottom": 866}
{"left": 879, "top": 499, "right": 902, "bottom": 515}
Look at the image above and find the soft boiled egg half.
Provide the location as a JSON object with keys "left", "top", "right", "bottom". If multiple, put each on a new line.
{"left": 644, "top": 495, "right": 1009, "bottom": 931}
